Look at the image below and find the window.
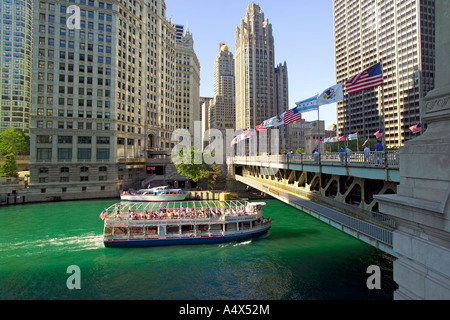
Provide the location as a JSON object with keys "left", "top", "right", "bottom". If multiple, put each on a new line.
{"left": 96, "top": 148, "right": 110, "bottom": 160}
{"left": 58, "top": 148, "right": 72, "bottom": 160}
{"left": 78, "top": 149, "right": 91, "bottom": 160}
{"left": 58, "top": 136, "right": 72, "bottom": 144}
{"left": 39, "top": 167, "right": 49, "bottom": 174}
{"left": 78, "top": 136, "right": 92, "bottom": 144}
{"left": 36, "top": 135, "right": 52, "bottom": 143}
{"left": 37, "top": 148, "right": 52, "bottom": 161}
{"left": 60, "top": 167, "right": 69, "bottom": 173}
{"left": 80, "top": 167, "right": 89, "bottom": 173}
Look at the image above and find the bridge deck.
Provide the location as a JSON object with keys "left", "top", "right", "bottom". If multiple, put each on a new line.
{"left": 235, "top": 174, "right": 396, "bottom": 256}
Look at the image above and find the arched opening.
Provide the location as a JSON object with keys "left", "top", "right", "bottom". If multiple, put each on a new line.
{"left": 345, "top": 184, "right": 362, "bottom": 206}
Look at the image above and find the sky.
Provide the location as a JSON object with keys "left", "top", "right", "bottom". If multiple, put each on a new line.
{"left": 166, "top": 0, "right": 338, "bottom": 129}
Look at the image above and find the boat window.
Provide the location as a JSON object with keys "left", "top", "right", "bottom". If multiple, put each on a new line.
{"left": 113, "top": 227, "right": 128, "bottom": 236}
{"left": 167, "top": 226, "right": 179, "bottom": 234}
{"left": 145, "top": 226, "right": 158, "bottom": 235}
{"left": 129, "top": 227, "right": 143, "bottom": 236}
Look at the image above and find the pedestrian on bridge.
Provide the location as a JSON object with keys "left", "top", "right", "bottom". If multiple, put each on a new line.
{"left": 375, "top": 141, "right": 384, "bottom": 166}
{"left": 339, "top": 146, "right": 345, "bottom": 165}
{"left": 364, "top": 146, "right": 371, "bottom": 163}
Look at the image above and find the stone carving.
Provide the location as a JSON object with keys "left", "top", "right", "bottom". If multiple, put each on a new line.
{"left": 426, "top": 96, "right": 450, "bottom": 113}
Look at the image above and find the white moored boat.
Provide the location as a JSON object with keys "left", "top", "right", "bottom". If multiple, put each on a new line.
{"left": 120, "top": 186, "right": 187, "bottom": 202}
{"left": 100, "top": 200, "right": 272, "bottom": 248}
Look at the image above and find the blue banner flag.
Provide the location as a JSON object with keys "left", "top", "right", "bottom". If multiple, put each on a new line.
{"left": 295, "top": 95, "right": 319, "bottom": 113}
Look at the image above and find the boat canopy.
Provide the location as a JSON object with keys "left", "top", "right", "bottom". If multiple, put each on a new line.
{"left": 102, "top": 200, "right": 259, "bottom": 218}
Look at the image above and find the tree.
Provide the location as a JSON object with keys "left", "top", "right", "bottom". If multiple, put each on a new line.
{"left": 0, "top": 127, "right": 29, "bottom": 156}
{"left": 171, "top": 147, "right": 206, "bottom": 182}
{"left": 200, "top": 164, "right": 226, "bottom": 190}
{"left": 0, "top": 153, "right": 18, "bottom": 177}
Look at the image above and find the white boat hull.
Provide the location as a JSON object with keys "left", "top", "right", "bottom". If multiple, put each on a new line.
{"left": 120, "top": 193, "right": 188, "bottom": 202}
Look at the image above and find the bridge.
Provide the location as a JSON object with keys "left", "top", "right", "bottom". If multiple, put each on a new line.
{"left": 227, "top": 150, "right": 400, "bottom": 256}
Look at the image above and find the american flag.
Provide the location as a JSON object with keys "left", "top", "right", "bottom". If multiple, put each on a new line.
{"left": 284, "top": 107, "right": 302, "bottom": 125}
{"left": 346, "top": 62, "right": 383, "bottom": 94}
{"left": 243, "top": 128, "right": 255, "bottom": 138}
{"left": 374, "top": 129, "right": 384, "bottom": 139}
{"left": 409, "top": 123, "right": 422, "bottom": 134}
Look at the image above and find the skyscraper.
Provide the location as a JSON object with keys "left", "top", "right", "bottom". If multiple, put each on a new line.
{"left": 29, "top": 0, "right": 190, "bottom": 198}
{"left": 334, "top": 0, "right": 435, "bottom": 148}
{"left": 209, "top": 43, "right": 235, "bottom": 131}
{"left": 174, "top": 26, "right": 200, "bottom": 135}
{"left": 0, "top": 0, "right": 33, "bottom": 133}
{"left": 235, "top": 3, "right": 276, "bottom": 131}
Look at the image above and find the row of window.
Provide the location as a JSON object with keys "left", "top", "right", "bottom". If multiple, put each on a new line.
{"left": 36, "top": 135, "right": 110, "bottom": 144}
{"left": 36, "top": 147, "right": 110, "bottom": 160}
{"left": 39, "top": 166, "right": 107, "bottom": 173}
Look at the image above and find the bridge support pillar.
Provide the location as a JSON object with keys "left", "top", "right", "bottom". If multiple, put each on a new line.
{"left": 376, "top": 1, "right": 450, "bottom": 299}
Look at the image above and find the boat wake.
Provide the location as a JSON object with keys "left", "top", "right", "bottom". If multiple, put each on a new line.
{"left": 1, "top": 233, "right": 104, "bottom": 259}
{"left": 233, "top": 240, "right": 252, "bottom": 247}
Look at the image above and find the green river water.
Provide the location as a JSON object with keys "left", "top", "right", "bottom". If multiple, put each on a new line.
{"left": 0, "top": 199, "right": 396, "bottom": 300}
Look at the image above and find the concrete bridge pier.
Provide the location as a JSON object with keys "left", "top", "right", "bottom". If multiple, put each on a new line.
{"left": 376, "top": 0, "right": 450, "bottom": 300}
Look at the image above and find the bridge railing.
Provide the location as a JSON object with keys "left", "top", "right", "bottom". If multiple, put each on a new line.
{"left": 230, "top": 150, "right": 399, "bottom": 168}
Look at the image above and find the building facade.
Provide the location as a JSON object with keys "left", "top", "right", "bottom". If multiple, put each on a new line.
{"left": 334, "top": 0, "right": 435, "bottom": 148}
{"left": 235, "top": 3, "right": 276, "bottom": 131}
{"left": 174, "top": 26, "right": 200, "bottom": 135}
{"left": 29, "top": 0, "right": 194, "bottom": 198}
{"left": 0, "top": 0, "right": 33, "bottom": 133}
{"left": 275, "top": 61, "right": 289, "bottom": 151}
{"left": 209, "top": 43, "right": 235, "bottom": 132}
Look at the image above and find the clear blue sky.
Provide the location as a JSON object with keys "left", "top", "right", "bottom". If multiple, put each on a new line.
{"left": 166, "top": 0, "right": 337, "bottom": 128}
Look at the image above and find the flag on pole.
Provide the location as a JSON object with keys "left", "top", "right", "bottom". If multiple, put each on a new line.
{"left": 362, "top": 138, "right": 370, "bottom": 146}
{"left": 317, "top": 83, "right": 344, "bottom": 106}
{"left": 374, "top": 129, "right": 384, "bottom": 139}
{"left": 99, "top": 209, "right": 107, "bottom": 220}
{"left": 409, "top": 123, "right": 422, "bottom": 134}
{"left": 346, "top": 62, "right": 383, "bottom": 94}
{"left": 323, "top": 138, "right": 331, "bottom": 144}
{"left": 348, "top": 133, "right": 358, "bottom": 141}
{"left": 338, "top": 135, "right": 347, "bottom": 142}
{"left": 256, "top": 123, "right": 266, "bottom": 131}
{"left": 264, "top": 114, "right": 285, "bottom": 128}
{"left": 295, "top": 95, "right": 319, "bottom": 113}
{"left": 284, "top": 106, "right": 302, "bottom": 125}
{"left": 330, "top": 137, "right": 339, "bottom": 143}
{"left": 243, "top": 128, "right": 256, "bottom": 138}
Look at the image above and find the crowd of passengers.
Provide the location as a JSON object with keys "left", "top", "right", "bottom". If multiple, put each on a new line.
{"left": 113, "top": 205, "right": 258, "bottom": 220}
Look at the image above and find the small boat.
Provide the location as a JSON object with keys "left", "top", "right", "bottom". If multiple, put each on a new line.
{"left": 101, "top": 200, "right": 271, "bottom": 248}
{"left": 120, "top": 186, "right": 187, "bottom": 202}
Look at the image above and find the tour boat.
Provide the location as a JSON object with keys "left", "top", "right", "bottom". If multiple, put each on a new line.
{"left": 100, "top": 200, "right": 271, "bottom": 248}
{"left": 120, "top": 186, "right": 187, "bottom": 202}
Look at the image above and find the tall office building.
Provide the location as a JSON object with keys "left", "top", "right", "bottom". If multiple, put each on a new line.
{"left": 275, "top": 61, "right": 289, "bottom": 151}
{"left": 174, "top": 26, "right": 200, "bottom": 135}
{"left": 235, "top": 3, "right": 276, "bottom": 131}
{"left": 29, "top": 0, "right": 182, "bottom": 197}
{"left": 209, "top": 43, "right": 235, "bottom": 131}
{"left": 0, "top": 0, "right": 33, "bottom": 133}
{"left": 334, "top": 0, "right": 435, "bottom": 148}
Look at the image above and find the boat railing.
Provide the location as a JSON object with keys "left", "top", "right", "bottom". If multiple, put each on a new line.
{"left": 105, "top": 213, "right": 259, "bottom": 226}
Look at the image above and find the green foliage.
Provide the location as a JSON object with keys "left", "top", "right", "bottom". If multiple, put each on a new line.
{"left": 0, "top": 153, "right": 18, "bottom": 177}
{"left": 295, "top": 147, "right": 304, "bottom": 154}
{"left": 0, "top": 127, "right": 29, "bottom": 156}
{"left": 171, "top": 147, "right": 226, "bottom": 189}
{"left": 171, "top": 147, "right": 204, "bottom": 182}
{"left": 199, "top": 164, "right": 226, "bottom": 190}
